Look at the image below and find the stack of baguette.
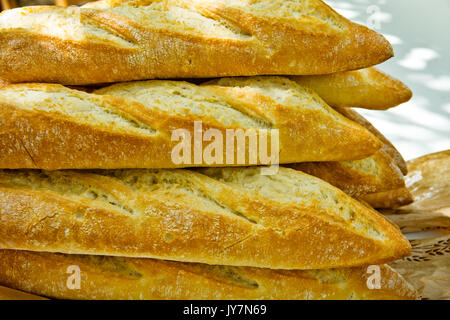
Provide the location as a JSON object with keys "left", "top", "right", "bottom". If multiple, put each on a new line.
{"left": 0, "top": 0, "right": 419, "bottom": 299}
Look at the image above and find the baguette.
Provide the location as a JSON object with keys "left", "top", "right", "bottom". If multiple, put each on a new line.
{"left": 359, "top": 150, "right": 450, "bottom": 210}
{"left": 0, "top": 285, "right": 47, "bottom": 300}
{"left": 365, "top": 150, "right": 450, "bottom": 210}
{"left": 200, "top": 82, "right": 408, "bottom": 191}
{"left": 0, "top": 78, "right": 382, "bottom": 170}
{"left": 288, "top": 149, "right": 405, "bottom": 197}
{"left": 0, "top": 0, "right": 393, "bottom": 85}
{"left": 334, "top": 106, "right": 408, "bottom": 175}
{"left": 290, "top": 68, "right": 412, "bottom": 110}
{"left": 0, "top": 167, "right": 410, "bottom": 269}
{"left": 205, "top": 78, "right": 408, "bottom": 174}
{"left": 286, "top": 107, "right": 407, "bottom": 196}
{"left": 359, "top": 188, "right": 414, "bottom": 209}
{"left": 0, "top": 250, "right": 419, "bottom": 300}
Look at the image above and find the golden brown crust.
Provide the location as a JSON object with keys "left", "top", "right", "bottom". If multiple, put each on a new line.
{"left": 0, "top": 250, "right": 419, "bottom": 300}
{"left": 0, "top": 80, "right": 382, "bottom": 170}
{"left": 359, "top": 150, "right": 450, "bottom": 210}
{"left": 287, "top": 108, "right": 407, "bottom": 197}
{"left": 0, "top": 0, "right": 393, "bottom": 85}
{"left": 290, "top": 68, "right": 412, "bottom": 110}
{"left": 0, "top": 78, "right": 7, "bottom": 88}
{"left": 0, "top": 167, "right": 411, "bottom": 269}
{"left": 0, "top": 285, "right": 48, "bottom": 300}
{"left": 288, "top": 149, "right": 405, "bottom": 197}
{"left": 334, "top": 106, "right": 408, "bottom": 175}
{"left": 359, "top": 188, "right": 414, "bottom": 209}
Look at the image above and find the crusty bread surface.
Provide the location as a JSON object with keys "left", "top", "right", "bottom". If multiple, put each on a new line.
{"left": 359, "top": 188, "right": 414, "bottom": 209}
{"left": 0, "top": 78, "right": 382, "bottom": 170}
{"left": 0, "top": 167, "right": 411, "bottom": 269}
{"left": 0, "top": 250, "right": 419, "bottom": 300}
{"left": 287, "top": 107, "right": 407, "bottom": 196}
{"left": 0, "top": 0, "right": 393, "bottom": 84}
{"left": 0, "top": 284, "right": 48, "bottom": 300}
{"left": 289, "top": 149, "right": 405, "bottom": 197}
{"left": 291, "top": 68, "right": 412, "bottom": 110}
{"left": 334, "top": 106, "right": 408, "bottom": 175}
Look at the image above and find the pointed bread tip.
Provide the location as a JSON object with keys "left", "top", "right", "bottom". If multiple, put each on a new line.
{"left": 347, "top": 23, "right": 394, "bottom": 69}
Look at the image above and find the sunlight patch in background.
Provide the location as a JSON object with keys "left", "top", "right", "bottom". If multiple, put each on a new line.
{"left": 398, "top": 48, "right": 439, "bottom": 70}
{"left": 325, "top": 0, "right": 450, "bottom": 160}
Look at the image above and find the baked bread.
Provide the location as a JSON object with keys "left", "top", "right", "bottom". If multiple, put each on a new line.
{"left": 0, "top": 285, "right": 48, "bottom": 300}
{"left": 0, "top": 167, "right": 410, "bottom": 269}
{"left": 204, "top": 79, "right": 407, "bottom": 174}
{"left": 382, "top": 150, "right": 450, "bottom": 227}
{"left": 0, "top": 0, "right": 393, "bottom": 85}
{"left": 286, "top": 108, "right": 407, "bottom": 196}
{"left": 288, "top": 149, "right": 405, "bottom": 197}
{"left": 361, "top": 150, "right": 450, "bottom": 210}
{"left": 0, "top": 250, "right": 419, "bottom": 300}
{"left": 334, "top": 106, "right": 408, "bottom": 175}
{"left": 359, "top": 188, "right": 414, "bottom": 209}
{"left": 290, "top": 68, "right": 412, "bottom": 110}
{"left": 0, "top": 78, "right": 382, "bottom": 170}
{"left": 0, "top": 78, "right": 7, "bottom": 88}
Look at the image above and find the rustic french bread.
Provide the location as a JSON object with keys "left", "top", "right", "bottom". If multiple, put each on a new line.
{"left": 0, "top": 285, "right": 48, "bottom": 300}
{"left": 203, "top": 78, "right": 407, "bottom": 175}
{"left": 200, "top": 76, "right": 406, "bottom": 168}
{"left": 359, "top": 188, "right": 414, "bottom": 209}
{"left": 287, "top": 107, "right": 407, "bottom": 196}
{"left": 0, "top": 167, "right": 410, "bottom": 269}
{"left": 0, "top": 250, "right": 419, "bottom": 300}
{"left": 288, "top": 149, "right": 405, "bottom": 197}
{"left": 0, "top": 78, "right": 382, "bottom": 170}
{"left": 357, "top": 151, "right": 450, "bottom": 209}
{"left": 290, "top": 68, "right": 412, "bottom": 110}
{"left": 0, "top": 0, "right": 393, "bottom": 85}
{"left": 334, "top": 106, "right": 408, "bottom": 175}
